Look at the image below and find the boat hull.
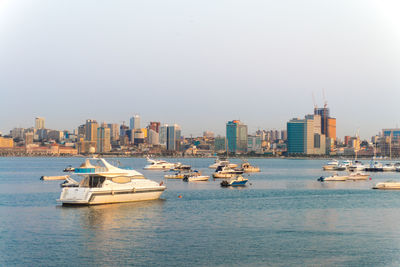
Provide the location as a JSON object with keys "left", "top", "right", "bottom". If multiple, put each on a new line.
{"left": 59, "top": 187, "right": 165, "bottom": 205}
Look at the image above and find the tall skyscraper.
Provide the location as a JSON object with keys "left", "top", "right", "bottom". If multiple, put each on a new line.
{"left": 226, "top": 120, "right": 248, "bottom": 154}
{"left": 314, "top": 107, "right": 329, "bottom": 135}
{"left": 107, "top": 123, "right": 120, "bottom": 141}
{"left": 85, "top": 119, "right": 98, "bottom": 142}
{"left": 159, "top": 124, "right": 168, "bottom": 146}
{"left": 97, "top": 124, "right": 111, "bottom": 153}
{"left": 166, "top": 124, "right": 181, "bottom": 151}
{"left": 130, "top": 115, "right": 140, "bottom": 130}
{"left": 35, "top": 117, "right": 45, "bottom": 129}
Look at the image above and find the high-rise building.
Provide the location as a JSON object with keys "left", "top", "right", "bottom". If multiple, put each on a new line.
{"left": 97, "top": 124, "right": 111, "bottom": 153}
{"left": 314, "top": 107, "right": 329, "bottom": 135}
{"left": 214, "top": 136, "right": 226, "bottom": 152}
{"left": 327, "top": 118, "right": 336, "bottom": 140}
{"left": 107, "top": 123, "right": 120, "bottom": 141}
{"left": 287, "top": 116, "right": 325, "bottom": 155}
{"left": 166, "top": 124, "right": 181, "bottom": 151}
{"left": 159, "top": 125, "right": 168, "bottom": 147}
{"left": 130, "top": 115, "right": 140, "bottom": 130}
{"left": 148, "top": 122, "right": 160, "bottom": 133}
{"left": 248, "top": 135, "right": 262, "bottom": 153}
{"left": 24, "top": 132, "right": 34, "bottom": 146}
{"left": 35, "top": 117, "right": 45, "bottom": 129}
{"left": 85, "top": 119, "right": 98, "bottom": 142}
{"left": 226, "top": 120, "right": 248, "bottom": 154}
{"left": 148, "top": 129, "right": 159, "bottom": 145}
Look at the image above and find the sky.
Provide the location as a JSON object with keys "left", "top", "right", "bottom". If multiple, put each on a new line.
{"left": 1, "top": 0, "right": 400, "bottom": 139}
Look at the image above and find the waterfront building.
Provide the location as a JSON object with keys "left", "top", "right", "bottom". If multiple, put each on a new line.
{"left": 130, "top": 115, "right": 140, "bottom": 130}
{"left": 287, "top": 115, "right": 326, "bottom": 155}
{"left": 24, "top": 132, "right": 34, "bottom": 146}
{"left": 0, "top": 137, "right": 14, "bottom": 148}
{"left": 314, "top": 107, "right": 329, "bottom": 135}
{"left": 47, "top": 130, "right": 63, "bottom": 142}
{"left": 35, "top": 117, "right": 45, "bottom": 129}
{"left": 214, "top": 136, "right": 226, "bottom": 152}
{"left": 85, "top": 120, "right": 98, "bottom": 142}
{"left": 226, "top": 120, "right": 248, "bottom": 154}
{"left": 10, "top": 128, "right": 25, "bottom": 140}
{"left": 248, "top": 135, "right": 262, "bottom": 153}
{"left": 167, "top": 124, "right": 181, "bottom": 151}
{"left": 287, "top": 119, "right": 306, "bottom": 154}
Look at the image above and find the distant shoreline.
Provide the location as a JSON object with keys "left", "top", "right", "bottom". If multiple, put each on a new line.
{"left": 0, "top": 154, "right": 399, "bottom": 160}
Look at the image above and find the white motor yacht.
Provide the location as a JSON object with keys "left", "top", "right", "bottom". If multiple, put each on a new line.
{"left": 209, "top": 158, "right": 238, "bottom": 169}
{"left": 58, "top": 158, "right": 166, "bottom": 205}
{"left": 213, "top": 165, "right": 243, "bottom": 178}
{"left": 335, "top": 160, "right": 353, "bottom": 171}
{"left": 382, "top": 163, "right": 396, "bottom": 172}
{"left": 373, "top": 181, "right": 400, "bottom": 190}
{"left": 143, "top": 157, "right": 177, "bottom": 170}
{"left": 322, "top": 160, "right": 339, "bottom": 171}
{"left": 347, "top": 161, "right": 367, "bottom": 172}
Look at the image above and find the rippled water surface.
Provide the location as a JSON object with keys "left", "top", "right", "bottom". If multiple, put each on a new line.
{"left": 1, "top": 157, "right": 400, "bottom": 266}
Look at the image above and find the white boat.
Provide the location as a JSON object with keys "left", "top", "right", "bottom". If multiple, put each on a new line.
{"left": 335, "top": 160, "right": 353, "bottom": 171}
{"left": 322, "top": 160, "right": 339, "bottom": 171}
{"left": 183, "top": 171, "right": 209, "bottom": 182}
{"left": 209, "top": 158, "right": 238, "bottom": 169}
{"left": 317, "top": 173, "right": 348, "bottom": 182}
{"left": 213, "top": 165, "right": 243, "bottom": 178}
{"left": 382, "top": 163, "right": 396, "bottom": 172}
{"left": 240, "top": 162, "right": 260, "bottom": 173}
{"left": 373, "top": 181, "right": 400, "bottom": 190}
{"left": 347, "top": 172, "right": 370, "bottom": 180}
{"left": 143, "top": 157, "right": 177, "bottom": 170}
{"left": 164, "top": 170, "right": 192, "bottom": 179}
{"left": 347, "top": 161, "right": 367, "bottom": 172}
{"left": 58, "top": 158, "right": 166, "bottom": 205}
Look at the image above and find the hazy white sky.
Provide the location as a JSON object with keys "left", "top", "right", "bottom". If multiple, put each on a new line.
{"left": 1, "top": 0, "right": 399, "bottom": 139}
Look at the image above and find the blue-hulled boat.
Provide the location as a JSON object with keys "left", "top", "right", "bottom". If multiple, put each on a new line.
{"left": 220, "top": 175, "right": 248, "bottom": 187}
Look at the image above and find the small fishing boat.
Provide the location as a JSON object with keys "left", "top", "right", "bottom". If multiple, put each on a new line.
{"left": 347, "top": 172, "right": 370, "bottom": 181}
{"left": 164, "top": 171, "right": 186, "bottom": 179}
{"left": 240, "top": 162, "right": 260, "bottom": 173}
{"left": 322, "top": 160, "right": 339, "bottom": 171}
{"left": 373, "top": 181, "right": 400, "bottom": 190}
{"left": 347, "top": 161, "right": 367, "bottom": 172}
{"left": 317, "top": 173, "right": 348, "bottom": 182}
{"left": 182, "top": 171, "right": 209, "bottom": 182}
{"left": 220, "top": 175, "right": 248, "bottom": 187}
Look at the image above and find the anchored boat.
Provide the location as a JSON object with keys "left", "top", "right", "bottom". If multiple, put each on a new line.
{"left": 58, "top": 158, "right": 166, "bottom": 205}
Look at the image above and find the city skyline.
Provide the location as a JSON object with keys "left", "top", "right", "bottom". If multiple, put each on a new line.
{"left": 1, "top": 1, "right": 400, "bottom": 138}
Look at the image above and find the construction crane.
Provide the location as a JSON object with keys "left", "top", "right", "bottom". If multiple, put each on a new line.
{"left": 322, "top": 88, "right": 328, "bottom": 108}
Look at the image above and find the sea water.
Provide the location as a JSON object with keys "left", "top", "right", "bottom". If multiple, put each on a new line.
{"left": 1, "top": 157, "right": 400, "bottom": 266}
